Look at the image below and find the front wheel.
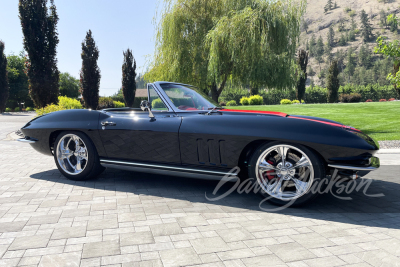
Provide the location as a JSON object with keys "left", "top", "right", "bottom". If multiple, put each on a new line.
{"left": 54, "top": 131, "right": 104, "bottom": 181}
{"left": 248, "top": 142, "right": 326, "bottom": 207}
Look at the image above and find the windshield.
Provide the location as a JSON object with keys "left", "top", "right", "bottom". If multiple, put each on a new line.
{"left": 159, "top": 83, "right": 221, "bottom": 111}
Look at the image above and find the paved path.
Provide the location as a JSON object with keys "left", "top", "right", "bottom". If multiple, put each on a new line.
{"left": 0, "top": 113, "right": 399, "bottom": 267}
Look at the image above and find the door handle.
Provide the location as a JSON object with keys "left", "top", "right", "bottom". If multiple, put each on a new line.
{"left": 101, "top": 121, "right": 117, "bottom": 127}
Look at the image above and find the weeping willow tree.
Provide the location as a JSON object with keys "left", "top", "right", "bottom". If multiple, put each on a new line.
{"left": 146, "top": 0, "right": 306, "bottom": 102}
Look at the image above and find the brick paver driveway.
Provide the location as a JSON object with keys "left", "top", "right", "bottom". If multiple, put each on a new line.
{"left": 1, "top": 113, "right": 400, "bottom": 267}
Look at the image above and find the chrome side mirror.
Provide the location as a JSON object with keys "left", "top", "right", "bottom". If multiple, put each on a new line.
{"left": 140, "top": 100, "right": 155, "bottom": 118}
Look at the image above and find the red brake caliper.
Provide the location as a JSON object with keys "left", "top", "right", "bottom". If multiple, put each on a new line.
{"left": 264, "top": 160, "right": 276, "bottom": 181}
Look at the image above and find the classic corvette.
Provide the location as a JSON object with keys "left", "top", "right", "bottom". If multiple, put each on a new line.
{"left": 18, "top": 82, "right": 380, "bottom": 206}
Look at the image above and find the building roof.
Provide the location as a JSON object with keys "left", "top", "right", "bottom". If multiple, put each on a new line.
{"left": 135, "top": 89, "right": 147, "bottom": 98}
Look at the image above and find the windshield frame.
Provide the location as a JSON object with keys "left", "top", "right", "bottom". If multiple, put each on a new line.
{"left": 152, "top": 82, "right": 222, "bottom": 113}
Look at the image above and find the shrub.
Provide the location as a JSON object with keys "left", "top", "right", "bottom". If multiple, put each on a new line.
{"left": 98, "top": 97, "right": 115, "bottom": 109}
{"left": 58, "top": 96, "right": 82, "bottom": 109}
{"left": 349, "top": 10, "right": 356, "bottom": 17}
{"left": 292, "top": 100, "right": 304, "bottom": 104}
{"left": 389, "top": 98, "right": 396, "bottom": 101}
{"left": 152, "top": 98, "right": 165, "bottom": 109}
{"left": 220, "top": 88, "right": 249, "bottom": 104}
{"left": 240, "top": 97, "right": 250, "bottom": 105}
{"left": 366, "top": 99, "right": 373, "bottom": 102}
{"left": 280, "top": 99, "right": 292, "bottom": 105}
{"left": 219, "top": 101, "right": 226, "bottom": 106}
{"left": 345, "top": 7, "right": 351, "bottom": 13}
{"left": 14, "top": 107, "right": 20, "bottom": 112}
{"left": 226, "top": 100, "right": 238, "bottom": 106}
{"left": 379, "top": 99, "right": 387, "bottom": 102}
{"left": 114, "top": 101, "right": 125, "bottom": 108}
{"left": 36, "top": 96, "right": 83, "bottom": 116}
{"left": 25, "top": 107, "right": 34, "bottom": 111}
{"left": 5, "top": 107, "right": 11, "bottom": 112}
{"left": 305, "top": 86, "right": 327, "bottom": 104}
{"left": 36, "top": 104, "right": 64, "bottom": 116}
{"left": 249, "top": 95, "right": 263, "bottom": 105}
{"left": 339, "top": 93, "right": 362, "bottom": 103}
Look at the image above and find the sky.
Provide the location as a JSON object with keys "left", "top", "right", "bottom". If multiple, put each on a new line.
{"left": 0, "top": 0, "right": 159, "bottom": 96}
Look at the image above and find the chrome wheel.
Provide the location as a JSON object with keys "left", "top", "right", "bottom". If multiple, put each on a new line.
{"left": 256, "top": 145, "right": 314, "bottom": 201}
{"left": 56, "top": 134, "right": 88, "bottom": 175}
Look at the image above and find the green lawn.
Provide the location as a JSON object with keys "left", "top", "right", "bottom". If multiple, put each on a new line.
{"left": 227, "top": 102, "right": 400, "bottom": 141}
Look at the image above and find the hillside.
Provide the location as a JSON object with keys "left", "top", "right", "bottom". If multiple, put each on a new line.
{"left": 301, "top": 0, "right": 400, "bottom": 86}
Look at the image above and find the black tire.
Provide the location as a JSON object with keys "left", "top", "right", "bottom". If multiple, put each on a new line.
{"left": 248, "top": 141, "right": 326, "bottom": 207}
{"left": 53, "top": 131, "right": 105, "bottom": 181}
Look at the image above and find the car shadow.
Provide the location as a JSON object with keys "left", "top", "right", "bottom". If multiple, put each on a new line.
{"left": 30, "top": 165, "right": 400, "bottom": 229}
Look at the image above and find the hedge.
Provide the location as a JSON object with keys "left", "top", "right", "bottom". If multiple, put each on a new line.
{"left": 220, "top": 84, "right": 398, "bottom": 105}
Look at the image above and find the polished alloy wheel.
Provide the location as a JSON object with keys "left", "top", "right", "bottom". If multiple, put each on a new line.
{"left": 56, "top": 134, "right": 88, "bottom": 175}
{"left": 255, "top": 145, "right": 314, "bottom": 201}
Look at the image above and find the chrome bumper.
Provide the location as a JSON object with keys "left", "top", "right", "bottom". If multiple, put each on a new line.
{"left": 328, "top": 156, "right": 380, "bottom": 172}
{"left": 17, "top": 137, "right": 37, "bottom": 144}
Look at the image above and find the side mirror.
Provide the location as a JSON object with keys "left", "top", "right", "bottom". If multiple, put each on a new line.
{"left": 140, "top": 100, "right": 155, "bottom": 118}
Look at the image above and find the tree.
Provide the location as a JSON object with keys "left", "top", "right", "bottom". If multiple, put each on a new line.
{"left": 80, "top": 30, "right": 100, "bottom": 110}
{"left": 324, "top": 0, "right": 332, "bottom": 13}
{"left": 326, "top": 60, "right": 339, "bottom": 103}
{"left": 309, "top": 34, "right": 317, "bottom": 57}
{"left": 387, "top": 14, "right": 398, "bottom": 33}
{"left": 380, "top": 10, "right": 387, "bottom": 28}
{"left": 327, "top": 26, "right": 335, "bottom": 48}
{"left": 19, "top": 0, "right": 60, "bottom": 108}
{"left": 338, "top": 18, "right": 346, "bottom": 32}
{"left": 344, "top": 47, "right": 356, "bottom": 82}
{"left": 375, "top": 37, "right": 400, "bottom": 97}
{"left": 302, "top": 19, "right": 309, "bottom": 34}
{"left": 316, "top": 36, "right": 325, "bottom": 70}
{"left": 136, "top": 74, "right": 147, "bottom": 89}
{"left": 59, "top": 73, "right": 80, "bottom": 98}
{"left": 0, "top": 41, "right": 9, "bottom": 113}
{"left": 122, "top": 49, "right": 137, "bottom": 107}
{"left": 339, "top": 33, "right": 347, "bottom": 46}
{"left": 360, "top": 10, "right": 373, "bottom": 42}
{"left": 358, "top": 44, "right": 372, "bottom": 68}
{"left": 6, "top": 52, "right": 32, "bottom": 109}
{"left": 145, "top": 0, "right": 306, "bottom": 102}
{"left": 296, "top": 48, "right": 308, "bottom": 103}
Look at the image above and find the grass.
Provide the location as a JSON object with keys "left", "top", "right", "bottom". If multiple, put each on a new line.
{"left": 227, "top": 102, "right": 400, "bottom": 141}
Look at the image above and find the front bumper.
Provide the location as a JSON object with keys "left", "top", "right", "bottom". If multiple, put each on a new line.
{"left": 17, "top": 137, "right": 37, "bottom": 144}
{"left": 328, "top": 156, "right": 380, "bottom": 172}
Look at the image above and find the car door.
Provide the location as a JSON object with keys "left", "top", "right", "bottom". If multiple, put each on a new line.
{"left": 98, "top": 84, "right": 182, "bottom": 164}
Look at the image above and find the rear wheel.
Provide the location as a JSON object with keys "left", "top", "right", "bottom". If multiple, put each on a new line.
{"left": 248, "top": 142, "right": 326, "bottom": 207}
{"left": 54, "top": 131, "right": 104, "bottom": 181}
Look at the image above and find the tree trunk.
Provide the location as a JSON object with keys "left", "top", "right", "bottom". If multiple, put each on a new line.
{"left": 394, "top": 63, "right": 400, "bottom": 99}
{"left": 250, "top": 87, "right": 259, "bottom": 95}
{"left": 211, "top": 82, "right": 219, "bottom": 103}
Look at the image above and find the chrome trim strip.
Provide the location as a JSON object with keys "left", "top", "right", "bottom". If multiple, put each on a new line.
{"left": 17, "top": 138, "right": 37, "bottom": 144}
{"left": 328, "top": 164, "right": 378, "bottom": 171}
{"left": 100, "top": 159, "right": 237, "bottom": 176}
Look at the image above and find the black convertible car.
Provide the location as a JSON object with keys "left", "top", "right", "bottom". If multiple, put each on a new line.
{"left": 19, "top": 82, "right": 380, "bottom": 205}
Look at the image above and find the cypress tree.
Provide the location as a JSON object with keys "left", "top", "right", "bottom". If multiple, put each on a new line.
{"left": 80, "top": 30, "right": 101, "bottom": 110}
{"left": 122, "top": 49, "right": 137, "bottom": 107}
{"left": 326, "top": 60, "right": 340, "bottom": 103}
{"left": 360, "top": 10, "right": 373, "bottom": 42}
{"left": 309, "top": 34, "right": 316, "bottom": 57}
{"left": 0, "top": 41, "right": 9, "bottom": 113}
{"left": 296, "top": 48, "right": 308, "bottom": 103}
{"left": 316, "top": 36, "right": 324, "bottom": 70}
{"left": 324, "top": 0, "right": 332, "bottom": 13}
{"left": 327, "top": 26, "right": 335, "bottom": 48}
{"left": 19, "top": 0, "right": 60, "bottom": 108}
